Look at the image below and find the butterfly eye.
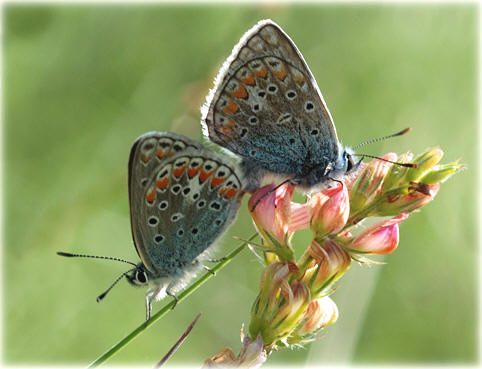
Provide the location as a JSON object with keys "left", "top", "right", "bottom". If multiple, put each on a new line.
{"left": 346, "top": 153, "right": 355, "bottom": 172}
{"left": 136, "top": 270, "right": 148, "bottom": 284}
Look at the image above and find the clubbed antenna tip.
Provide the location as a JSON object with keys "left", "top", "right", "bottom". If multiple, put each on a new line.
{"left": 398, "top": 127, "right": 411, "bottom": 136}
{"left": 97, "top": 291, "right": 108, "bottom": 303}
{"left": 57, "top": 251, "right": 75, "bottom": 257}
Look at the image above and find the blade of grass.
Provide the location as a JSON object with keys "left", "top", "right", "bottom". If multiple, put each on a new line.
{"left": 88, "top": 234, "right": 258, "bottom": 367}
{"left": 155, "top": 312, "right": 202, "bottom": 368}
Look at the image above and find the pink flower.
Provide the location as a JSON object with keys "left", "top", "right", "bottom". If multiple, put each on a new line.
{"left": 309, "top": 183, "right": 350, "bottom": 237}
{"left": 288, "top": 202, "right": 311, "bottom": 233}
{"left": 249, "top": 184, "right": 295, "bottom": 260}
{"left": 350, "top": 213, "right": 408, "bottom": 254}
{"left": 301, "top": 239, "right": 351, "bottom": 298}
{"left": 292, "top": 297, "right": 339, "bottom": 338}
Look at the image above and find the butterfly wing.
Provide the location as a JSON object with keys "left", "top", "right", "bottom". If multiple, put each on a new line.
{"left": 128, "top": 132, "right": 243, "bottom": 277}
{"left": 202, "top": 19, "right": 341, "bottom": 178}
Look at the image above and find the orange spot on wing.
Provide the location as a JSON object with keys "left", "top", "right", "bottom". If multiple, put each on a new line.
{"left": 211, "top": 176, "right": 226, "bottom": 189}
{"left": 157, "top": 149, "right": 168, "bottom": 158}
{"left": 156, "top": 177, "right": 169, "bottom": 190}
{"left": 199, "top": 169, "right": 214, "bottom": 183}
{"left": 219, "top": 120, "right": 237, "bottom": 138}
{"left": 230, "top": 84, "right": 248, "bottom": 99}
{"left": 223, "top": 99, "right": 239, "bottom": 115}
{"left": 141, "top": 154, "right": 151, "bottom": 163}
{"left": 224, "top": 188, "right": 238, "bottom": 199}
{"left": 273, "top": 65, "right": 288, "bottom": 81}
{"left": 241, "top": 73, "right": 255, "bottom": 86}
{"left": 295, "top": 74, "right": 305, "bottom": 85}
{"left": 172, "top": 166, "right": 186, "bottom": 178}
{"left": 187, "top": 167, "right": 200, "bottom": 178}
{"left": 254, "top": 67, "right": 268, "bottom": 78}
{"left": 146, "top": 188, "right": 155, "bottom": 203}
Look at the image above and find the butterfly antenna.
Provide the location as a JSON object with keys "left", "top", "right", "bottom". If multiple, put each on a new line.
{"left": 57, "top": 251, "right": 137, "bottom": 267}
{"left": 351, "top": 153, "right": 417, "bottom": 168}
{"left": 96, "top": 268, "right": 137, "bottom": 303}
{"left": 352, "top": 128, "right": 411, "bottom": 150}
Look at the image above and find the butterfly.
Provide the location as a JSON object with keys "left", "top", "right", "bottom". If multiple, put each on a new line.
{"left": 59, "top": 132, "right": 244, "bottom": 320}
{"left": 202, "top": 19, "right": 358, "bottom": 194}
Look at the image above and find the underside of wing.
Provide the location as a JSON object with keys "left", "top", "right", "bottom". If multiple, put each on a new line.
{"left": 202, "top": 19, "right": 340, "bottom": 176}
{"left": 128, "top": 132, "right": 243, "bottom": 276}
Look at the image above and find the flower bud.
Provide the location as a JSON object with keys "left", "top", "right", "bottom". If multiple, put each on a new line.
{"left": 290, "top": 297, "right": 338, "bottom": 343}
{"left": 267, "top": 281, "right": 311, "bottom": 342}
{"left": 350, "top": 213, "right": 408, "bottom": 254}
{"left": 249, "top": 184, "right": 295, "bottom": 260}
{"left": 376, "top": 183, "right": 440, "bottom": 216}
{"left": 309, "top": 183, "right": 349, "bottom": 238}
{"left": 249, "top": 261, "right": 310, "bottom": 345}
{"left": 382, "top": 152, "right": 414, "bottom": 191}
{"left": 302, "top": 239, "right": 351, "bottom": 298}
{"left": 251, "top": 262, "right": 299, "bottom": 331}
{"left": 405, "top": 147, "right": 444, "bottom": 183}
{"left": 350, "top": 153, "right": 397, "bottom": 212}
{"left": 419, "top": 161, "right": 465, "bottom": 185}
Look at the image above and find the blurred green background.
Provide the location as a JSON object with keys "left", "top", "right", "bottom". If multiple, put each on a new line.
{"left": 4, "top": 3, "right": 477, "bottom": 366}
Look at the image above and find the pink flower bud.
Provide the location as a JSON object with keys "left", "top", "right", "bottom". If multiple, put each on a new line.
{"left": 249, "top": 184, "right": 295, "bottom": 260}
{"left": 309, "top": 183, "right": 350, "bottom": 237}
{"left": 293, "top": 297, "right": 339, "bottom": 338}
{"left": 302, "top": 239, "right": 351, "bottom": 298}
{"left": 351, "top": 213, "right": 408, "bottom": 254}
{"left": 288, "top": 202, "right": 311, "bottom": 233}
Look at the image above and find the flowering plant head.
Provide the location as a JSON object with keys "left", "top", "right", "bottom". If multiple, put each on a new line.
{"left": 244, "top": 148, "right": 463, "bottom": 350}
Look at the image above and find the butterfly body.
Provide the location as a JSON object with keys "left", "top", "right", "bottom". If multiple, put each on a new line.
{"left": 202, "top": 19, "right": 357, "bottom": 193}
{"left": 128, "top": 131, "right": 244, "bottom": 310}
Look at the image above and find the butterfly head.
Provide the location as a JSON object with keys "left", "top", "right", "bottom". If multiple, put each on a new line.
{"left": 340, "top": 146, "right": 359, "bottom": 174}
{"left": 125, "top": 263, "right": 150, "bottom": 287}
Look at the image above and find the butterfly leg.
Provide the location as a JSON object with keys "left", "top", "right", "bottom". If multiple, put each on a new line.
{"left": 166, "top": 289, "right": 178, "bottom": 310}
{"left": 145, "top": 294, "right": 153, "bottom": 321}
{"left": 207, "top": 257, "right": 227, "bottom": 263}
{"left": 203, "top": 265, "right": 216, "bottom": 275}
{"left": 327, "top": 177, "right": 343, "bottom": 186}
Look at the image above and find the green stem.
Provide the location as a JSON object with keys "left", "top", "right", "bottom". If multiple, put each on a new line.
{"left": 88, "top": 233, "right": 258, "bottom": 367}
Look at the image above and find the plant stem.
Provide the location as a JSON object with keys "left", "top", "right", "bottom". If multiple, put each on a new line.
{"left": 88, "top": 234, "right": 258, "bottom": 367}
